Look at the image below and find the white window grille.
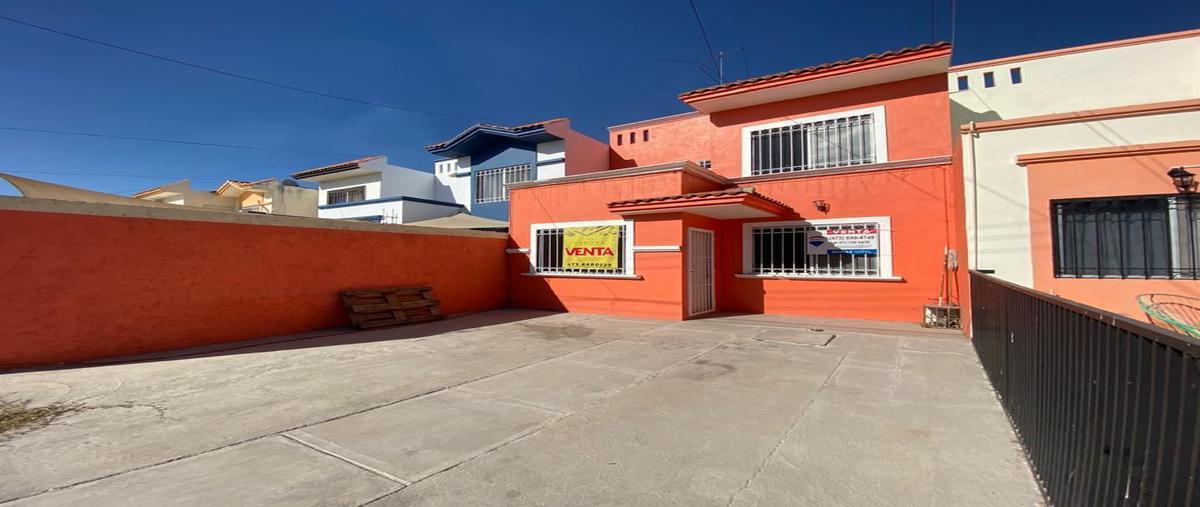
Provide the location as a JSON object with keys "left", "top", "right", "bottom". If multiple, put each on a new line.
{"left": 531, "top": 222, "right": 631, "bottom": 276}
{"left": 744, "top": 219, "right": 891, "bottom": 278}
{"left": 475, "top": 164, "right": 532, "bottom": 203}
{"left": 327, "top": 186, "right": 366, "bottom": 205}
{"left": 742, "top": 106, "right": 886, "bottom": 176}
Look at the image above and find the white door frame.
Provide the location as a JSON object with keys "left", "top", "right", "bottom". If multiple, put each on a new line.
{"left": 687, "top": 227, "right": 716, "bottom": 317}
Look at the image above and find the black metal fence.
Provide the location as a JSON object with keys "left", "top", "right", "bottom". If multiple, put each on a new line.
{"left": 971, "top": 271, "right": 1200, "bottom": 506}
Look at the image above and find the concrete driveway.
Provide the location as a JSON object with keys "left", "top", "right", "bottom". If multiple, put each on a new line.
{"left": 0, "top": 310, "right": 1040, "bottom": 506}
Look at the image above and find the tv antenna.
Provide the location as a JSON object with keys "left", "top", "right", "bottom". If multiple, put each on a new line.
{"left": 655, "top": 47, "right": 747, "bottom": 85}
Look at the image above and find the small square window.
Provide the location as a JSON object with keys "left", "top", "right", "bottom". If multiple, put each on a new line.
{"left": 983, "top": 71, "right": 995, "bottom": 88}
{"left": 698, "top": 160, "right": 712, "bottom": 170}
{"left": 643, "top": 129, "right": 649, "bottom": 142}
{"left": 1010, "top": 67, "right": 1023, "bottom": 84}
{"left": 629, "top": 131, "right": 636, "bottom": 144}
{"left": 616, "top": 134, "right": 622, "bottom": 145}
{"left": 956, "top": 75, "right": 968, "bottom": 91}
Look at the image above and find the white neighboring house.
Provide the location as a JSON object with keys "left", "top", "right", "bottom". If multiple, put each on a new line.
{"left": 291, "top": 155, "right": 464, "bottom": 224}
{"left": 952, "top": 29, "right": 1200, "bottom": 287}
{"left": 133, "top": 178, "right": 318, "bottom": 217}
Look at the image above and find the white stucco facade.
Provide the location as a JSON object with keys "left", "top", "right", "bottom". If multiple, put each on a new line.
{"left": 434, "top": 156, "right": 472, "bottom": 212}
{"left": 297, "top": 156, "right": 462, "bottom": 224}
{"left": 951, "top": 30, "right": 1200, "bottom": 286}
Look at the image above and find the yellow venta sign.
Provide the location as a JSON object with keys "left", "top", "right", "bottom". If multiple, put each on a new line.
{"left": 563, "top": 226, "right": 620, "bottom": 270}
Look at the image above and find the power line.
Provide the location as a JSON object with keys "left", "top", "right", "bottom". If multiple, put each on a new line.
{"left": 739, "top": 46, "right": 750, "bottom": 79}
{"left": 654, "top": 57, "right": 720, "bottom": 84}
{"left": 0, "top": 14, "right": 483, "bottom": 121}
{"left": 950, "top": 0, "right": 958, "bottom": 48}
{"left": 3, "top": 170, "right": 228, "bottom": 181}
{"left": 0, "top": 125, "right": 358, "bottom": 157}
{"left": 688, "top": 0, "right": 718, "bottom": 68}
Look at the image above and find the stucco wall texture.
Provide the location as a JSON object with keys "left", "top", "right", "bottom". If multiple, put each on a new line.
{"left": 0, "top": 208, "right": 509, "bottom": 367}
{"left": 609, "top": 75, "right": 951, "bottom": 179}
{"left": 1025, "top": 142, "right": 1200, "bottom": 318}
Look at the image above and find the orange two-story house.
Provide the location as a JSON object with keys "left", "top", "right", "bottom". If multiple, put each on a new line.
{"left": 507, "top": 43, "right": 966, "bottom": 323}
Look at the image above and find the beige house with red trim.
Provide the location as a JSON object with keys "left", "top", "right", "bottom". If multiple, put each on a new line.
{"left": 952, "top": 29, "right": 1200, "bottom": 317}
{"left": 134, "top": 178, "right": 317, "bottom": 217}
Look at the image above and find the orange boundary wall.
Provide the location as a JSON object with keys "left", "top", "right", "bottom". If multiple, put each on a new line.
{"left": 0, "top": 199, "right": 509, "bottom": 367}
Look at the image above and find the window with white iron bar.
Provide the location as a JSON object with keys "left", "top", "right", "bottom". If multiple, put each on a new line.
{"left": 749, "top": 222, "right": 884, "bottom": 278}
{"left": 746, "top": 107, "right": 885, "bottom": 176}
{"left": 327, "top": 186, "right": 366, "bottom": 205}
{"left": 475, "top": 164, "right": 532, "bottom": 203}
{"left": 532, "top": 225, "right": 628, "bottom": 275}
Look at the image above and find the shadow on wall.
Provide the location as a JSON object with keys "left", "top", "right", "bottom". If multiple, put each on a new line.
{"left": 950, "top": 100, "right": 1003, "bottom": 130}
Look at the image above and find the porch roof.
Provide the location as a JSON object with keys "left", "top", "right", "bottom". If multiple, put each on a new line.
{"left": 607, "top": 187, "right": 791, "bottom": 219}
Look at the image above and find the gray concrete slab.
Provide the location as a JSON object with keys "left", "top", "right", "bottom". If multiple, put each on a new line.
{"left": 0, "top": 311, "right": 1041, "bottom": 506}
{"left": 287, "top": 390, "right": 559, "bottom": 483}
{"left": 458, "top": 360, "right": 644, "bottom": 412}
{"left": 8, "top": 436, "right": 401, "bottom": 507}
{"left": 0, "top": 310, "right": 655, "bottom": 502}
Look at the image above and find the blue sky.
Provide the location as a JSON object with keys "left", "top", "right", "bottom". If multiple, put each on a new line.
{"left": 0, "top": 0, "right": 1196, "bottom": 196}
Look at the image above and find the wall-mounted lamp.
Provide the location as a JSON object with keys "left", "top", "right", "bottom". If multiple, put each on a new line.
{"left": 1168, "top": 167, "right": 1196, "bottom": 193}
{"left": 813, "top": 200, "right": 830, "bottom": 213}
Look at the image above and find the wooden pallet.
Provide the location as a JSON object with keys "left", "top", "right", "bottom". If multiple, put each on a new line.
{"left": 340, "top": 286, "right": 444, "bottom": 329}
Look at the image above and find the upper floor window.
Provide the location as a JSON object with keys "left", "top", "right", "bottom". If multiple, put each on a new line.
{"left": 1052, "top": 195, "right": 1200, "bottom": 280}
{"left": 475, "top": 164, "right": 532, "bottom": 204}
{"left": 983, "top": 71, "right": 996, "bottom": 88}
{"left": 1010, "top": 67, "right": 1023, "bottom": 84}
{"left": 327, "top": 186, "right": 366, "bottom": 205}
{"left": 741, "top": 106, "right": 887, "bottom": 177}
{"left": 956, "top": 75, "right": 969, "bottom": 91}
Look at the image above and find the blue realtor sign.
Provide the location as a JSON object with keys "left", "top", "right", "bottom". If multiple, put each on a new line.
{"left": 806, "top": 227, "right": 879, "bottom": 255}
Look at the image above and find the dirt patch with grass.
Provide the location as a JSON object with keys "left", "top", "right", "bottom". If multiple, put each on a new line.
{"left": 0, "top": 399, "right": 83, "bottom": 440}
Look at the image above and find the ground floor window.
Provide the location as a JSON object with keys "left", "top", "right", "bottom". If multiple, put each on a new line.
{"left": 743, "top": 217, "right": 892, "bottom": 278}
{"left": 530, "top": 221, "right": 633, "bottom": 276}
{"left": 1052, "top": 195, "right": 1200, "bottom": 279}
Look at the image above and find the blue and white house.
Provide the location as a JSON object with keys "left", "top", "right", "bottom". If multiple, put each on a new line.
{"left": 426, "top": 118, "right": 610, "bottom": 221}
{"left": 291, "top": 155, "right": 463, "bottom": 224}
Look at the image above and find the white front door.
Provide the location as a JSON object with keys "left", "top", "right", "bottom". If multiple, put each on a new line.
{"left": 688, "top": 228, "right": 715, "bottom": 316}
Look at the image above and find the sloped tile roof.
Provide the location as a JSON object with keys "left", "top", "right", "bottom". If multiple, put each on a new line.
{"left": 425, "top": 118, "right": 566, "bottom": 151}
{"left": 608, "top": 187, "right": 790, "bottom": 210}
{"left": 679, "top": 42, "right": 951, "bottom": 99}
{"left": 291, "top": 155, "right": 384, "bottom": 180}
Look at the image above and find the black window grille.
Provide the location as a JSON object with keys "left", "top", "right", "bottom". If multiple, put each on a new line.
{"left": 1052, "top": 195, "right": 1200, "bottom": 279}
{"left": 534, "top": 226, "right": 627, "bottom": 275}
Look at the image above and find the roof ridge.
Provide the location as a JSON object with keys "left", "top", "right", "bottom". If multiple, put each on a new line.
{"left": 678, "top": 42, "right": 950, "bottom": 99}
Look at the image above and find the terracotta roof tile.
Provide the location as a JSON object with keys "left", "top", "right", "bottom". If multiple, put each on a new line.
{"left": 607, "top": 187, "right": 790, "bottom": 210}
{"left": 678, "top": 42, "right": 950, "bottom": 99}
{"left": 291, "top": 155, "right": 384, "bottom": 179}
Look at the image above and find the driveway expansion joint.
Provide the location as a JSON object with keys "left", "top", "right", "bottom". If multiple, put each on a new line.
{"left": 2, "top": 331, "right": 629, "bottom": 504}
{"left": 280, "top": 433, "right": 412, "bottom": 485}
{"left": 725, "top": 351, "right": 850, "bottom": 506}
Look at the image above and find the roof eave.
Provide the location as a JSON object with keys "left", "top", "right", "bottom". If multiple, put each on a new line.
{"left": 679, "top": 45, "right": 952, "bottom": 112}
{"left": 607, "top": 192, "right": 791, "bottom": 218}
{"left": 425, "top": 126, "right": 562, "bottom": 157}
